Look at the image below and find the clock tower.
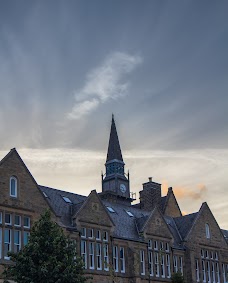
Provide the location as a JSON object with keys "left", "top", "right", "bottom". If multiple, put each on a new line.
{"left": 101, "top": 115, "right": 132, "bottom": 204}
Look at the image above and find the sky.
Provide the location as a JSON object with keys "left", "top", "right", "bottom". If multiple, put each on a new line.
{"left": 0, "top": 0, "right": 228, "bottom": 228}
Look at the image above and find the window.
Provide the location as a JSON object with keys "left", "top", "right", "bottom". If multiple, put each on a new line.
{"left": 222, "top": 264, "right": 228, "bottom": 283}
{"left": 202, "top": 260, "right": 206, "bottom": 282}
{"left": 212, "top": 262, "right": 216, "bottom": 283}
{"left": 215, "top": 252, "right": 218, "bottom": 261}
{"left": 96, "top": 229, "right": 101, "bottom": 240}
{"left": 62, "top": 196, "right": 72, "bottom": 203}
{"left": 154, "top": 240, "right": 158, "bottom": 250}
{"left": 0, "top": 212, "right": 2, "bottom": 224}
{"left": 96, "top": 243, "right": 102, "bottom": 270}
{"left": 207, "top": 261, "right": 211, "bottom": 283}
{"left": 10, "top": 176, "right": 17, "bottom": 197}
{"left": 24, "top": 231, "right": 30, "bottom": 246}
{"left": 106, "top": 206, "right": 115, "bottom": 213}
{"left": 89, "top": 242, "right": 94, "bottom": 269}
{"left": 103, "top": 231, "right": 108, "bottom": 241}
{"left": 155, "top": 252, "right": 159, "bottom": 277}
{"left": 179, "top": 257, "right": 183, "bottom": 275}
{"left": 120, "top": 247, "right": 125, "bottom": 273}
{"left": 173, "top": 255, "right": 178, "bottom": 272}
{"left": 5, "top": 213, "right": 12, "bottom": 225}
{"left": 14, "top": 230, "right": 21, "bottom": 252}
{"left": 166, "top": 254, "right": 171, "bottom": 278}
{"left": 113, "top": 246, "right": 118, "bottom": 272}
{"left": 14, "top": 215, "right": 21, "bottom": 226}
{"left": 206, "top": 223, "right": 210, "bottom": 239}
{"left": 165, "top": 242, "right": 169, "bottom": 252}
{"left": 195, "top": 259, "right": 200, "bottom": 282}
{"left": 81, "top": 240, "right": 87, "bottom": 269}
{"left": 216, "top": 262, "right": 220, "bottom": 283}
{"left": 103, "top": 244, "right": 109, "bottom": 271}
{"left": 160, "top": 241, "right": 164, "bottom": 250}
{"left": 148, "top": 239, "right": 152, "bottom": 249}
{"left": 4, "top": 229, "right": 11, "bottom": 259}
{"left": 81, "top": 227, "right": 86, "bottom": 238}
{"left": 140, "top": 250, "right": 145, "bottom": 275}
{"left": 126, "top": 211, "right": 134, "bottom": 217}
{"left": 88, "top": 228, "right": 93, "bottom": 239}
{"left": 201, "top": 249, "right": 205, "bottom": 258}
{"left": 149, "top": 251, "right": 153, "bottom": 276}
{"left": 0, "top": 228, "right": 2, "bottom": 259}
{"left": 24, "top": 216, "right": 30, "bottom": 228}
{"left": 205, "top": 250, "right": 209, "bottom": 258}
{"left": 161, "top": 254, "right": 165, "bottom": 278}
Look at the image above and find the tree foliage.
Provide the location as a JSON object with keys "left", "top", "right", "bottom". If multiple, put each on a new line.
{"left": 4, "top": 210, "right": 88, "bottom": 283}
{"left": 171, "top": 272, "right": 185, "bottom": 283}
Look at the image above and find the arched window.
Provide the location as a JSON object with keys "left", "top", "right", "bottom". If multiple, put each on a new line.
{"left": 205, "top": 223, "right": 210, "bottom": 239}
{"left": 10, "top": 176, "right": 17, "bottom": 197}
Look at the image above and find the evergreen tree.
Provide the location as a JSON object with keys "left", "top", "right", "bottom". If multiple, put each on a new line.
{"left": 3, "top": 210, "right": 88, "bottom": 283}
{"left": 171, "top": 272, "right": 185, "bottom": 283}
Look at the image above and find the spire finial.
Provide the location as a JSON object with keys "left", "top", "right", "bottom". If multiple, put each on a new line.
{"left": 112, "top": 113, "right": 114, "bottom": 121}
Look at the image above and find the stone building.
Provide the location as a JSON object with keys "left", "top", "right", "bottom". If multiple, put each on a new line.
{"left": 0, "top": 116, "right": 227, "bottom": 283}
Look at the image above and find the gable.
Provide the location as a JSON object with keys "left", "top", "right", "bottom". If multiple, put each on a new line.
{"left": 163, "top": 188, "right": 182, "bottom": 218}
{"left": 0, "top": 149, "right": 50, "bottom": 215}
{"left": 74, "top": 190, "right": 114, "bottom": 228}
{"left": 186, "top": 203, "right": 228, "bottom": 248}
{"left": 143, "top": 207, "right": 173, "bottom": 240}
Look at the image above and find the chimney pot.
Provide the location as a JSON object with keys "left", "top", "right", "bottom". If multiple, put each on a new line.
{"left": 149, "top": 177, "right": 152, "bottom": 182}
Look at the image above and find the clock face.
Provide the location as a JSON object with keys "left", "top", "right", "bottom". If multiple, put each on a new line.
{"left": 120, "top": 183, "right": 126, "bottom": 193}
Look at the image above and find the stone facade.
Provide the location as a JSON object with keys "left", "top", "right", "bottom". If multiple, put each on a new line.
{"left": 0, "top": 118, "right": 227, "bottom": 283}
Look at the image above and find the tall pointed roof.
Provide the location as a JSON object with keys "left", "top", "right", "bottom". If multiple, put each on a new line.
{"left": 106, "top": 115, "right": 123, "bottom": 162}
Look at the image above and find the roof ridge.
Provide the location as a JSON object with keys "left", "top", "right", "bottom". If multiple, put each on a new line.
{"left": 39, "top": 185, "right": 86, "bottom": 198}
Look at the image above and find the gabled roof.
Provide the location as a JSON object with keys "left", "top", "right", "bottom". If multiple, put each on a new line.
{"left": 174, "top": 212, "right": 198, "bottom": 240}
{"left": 162, "top": 187, "right": 182, "bottom": 216}
{"left": 106, "top": 115, "right": 123, "bottom": 162}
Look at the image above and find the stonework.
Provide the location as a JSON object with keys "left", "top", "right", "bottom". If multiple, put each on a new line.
{"left": 0, "top": 118, "right": 227, "bottom": 283}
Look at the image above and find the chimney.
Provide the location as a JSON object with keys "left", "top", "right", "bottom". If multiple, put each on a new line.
{"left": 139, "top": 177, "right": 161, "bottom": 210}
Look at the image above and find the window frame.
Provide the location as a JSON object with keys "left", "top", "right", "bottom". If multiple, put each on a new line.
{"left": 10, "top": 176, "right": 18, "bottom": 198}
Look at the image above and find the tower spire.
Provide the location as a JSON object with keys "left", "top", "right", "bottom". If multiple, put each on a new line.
{"left": 106, "top": 114, "right": 123, "bottom": 162}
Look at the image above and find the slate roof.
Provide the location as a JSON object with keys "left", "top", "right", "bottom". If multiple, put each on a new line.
{"left": 106, "top": 115, "right": 123, "bottom": 162}
{"left": 222, "top": 229, "right": 228, "bottom": 243}
{"left": 174, "top": 212, "right": 198, "bottom": 240}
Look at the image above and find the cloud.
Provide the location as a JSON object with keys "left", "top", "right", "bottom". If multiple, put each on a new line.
{"left": 67, "top": 52, "right": 142, "bottom": 120}
{"left": 173, "top": 184, "right": 207, "bottom": 200}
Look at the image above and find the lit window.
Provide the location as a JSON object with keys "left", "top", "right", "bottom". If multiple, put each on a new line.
{"left": 24, "top": 216, "right": 30, "bottom": 228}
{"left": 106, "top": 206, "right": 115, "bottom": 213}
{"left": 14, "top": 215, "right": 21, "bottom": 227}
{"left": 62, "top": 196, "right": 72, "bottom": 203}
{"left": 14, "top": 230, "right": 21, "bottom": 252}
{"left": 120, "top": 247, "right": 125, "bottom": 273}
{"left": 140, "top": 250, "right": 145, "bottom": 275}
{"left": 113, "top": 246, "right": 118, "bottom": 272}
{"left": 10, "top": 176, "right": 17, "bottom": 197}
{"left": 126, "top": 211, "right": 134, "bottom": 217}
{"left": 5, "top": 213, "right": 12, "bottom": 225}
{"left": 206, "top": 223, "right": 210, "bottom": 239}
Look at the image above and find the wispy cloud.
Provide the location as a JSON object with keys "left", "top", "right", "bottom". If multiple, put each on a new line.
{"left": 67, "top": 52, "right": 142, "bottom": 120}
{"left": 173, "top": 184, "right": 207, "bottom": 200}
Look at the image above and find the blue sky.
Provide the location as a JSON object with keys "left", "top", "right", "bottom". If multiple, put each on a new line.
{"left": 0, "top": 0, "right": 228, "bottom": 228}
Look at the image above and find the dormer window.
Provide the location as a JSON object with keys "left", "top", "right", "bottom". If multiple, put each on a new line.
{"left": 10, "top": 176, "right": 17, "bottom": 198}
{"left": 205, "top": 223, "right": 210, "bottom": 239}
